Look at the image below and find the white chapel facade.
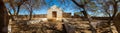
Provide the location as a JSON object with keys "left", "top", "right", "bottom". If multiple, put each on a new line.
{"left": 47, "top": 5, "right": 63, "bottom": 21}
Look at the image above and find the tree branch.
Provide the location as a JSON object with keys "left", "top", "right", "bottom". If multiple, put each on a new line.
{"left": 71, "top": 0, "right": 84, "bottom": 8}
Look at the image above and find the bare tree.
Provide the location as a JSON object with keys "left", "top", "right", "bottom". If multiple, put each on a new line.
{"left": 97, "top": 0, "right": 120, "bottom": 32}
{"left": 71, "top": 0, "right": 97, "bottom": 33}
{"left": 4, "top": 0, "right": 28, "bottom": 21}
{"left": 111, "top": 0, "right": 120, "bottom": 32}
{"left": 5, "top": 0, "right": 46, "bottom": 20}
{"left": 22, "top": 0, "right": 46, "bottom": 20}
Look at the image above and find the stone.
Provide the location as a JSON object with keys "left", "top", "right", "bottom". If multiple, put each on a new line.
{"left": 47, "top": 5, "right": 63, "bottom": 21}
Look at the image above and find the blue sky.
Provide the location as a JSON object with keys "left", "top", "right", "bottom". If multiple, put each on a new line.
{"left": 5, "top": 0, "right": 102, "bottom": 16}
{"left": 5, "top": 0, "right": 81, "bottom": 15}
{"left": 5, "top": 0, "right": 99, "bottom": 15}
{"left": 28, "top": 0, "right": 81, "bottom": 15}
{"left": 6, "top": 0, "right": 114, "bottom": 17}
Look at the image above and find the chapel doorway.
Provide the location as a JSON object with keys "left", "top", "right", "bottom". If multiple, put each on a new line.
{"left": 52, "top": 11, "right": 57, "bottom": 18}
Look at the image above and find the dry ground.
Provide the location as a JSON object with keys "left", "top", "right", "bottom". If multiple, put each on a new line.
{"left": 8, "top": 18, "right": 118, "bottom": 33}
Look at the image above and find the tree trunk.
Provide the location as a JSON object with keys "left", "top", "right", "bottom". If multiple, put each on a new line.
{"left": 0, "top": 0, "right": 9, "bottom": 33}
{"left": 29, "top": 11, "right": 32, "bottom": 20}
{"left": 112, "top": 1, "right": 120, "bottom": 32}
{"left": 29, "top": 8, "right": 33, "bottom": 20}
{"left": 16, "top": 5, "right": 21, "bottom": 17}
{"left": 114, "top": 13, "right": 120, "bottom": 33}
{"left": 105, "top": 9, "right": 111, "bottom": 17}
{"left": 8, "top": 9, "right": 15, "bottom": 21}
{"left": 71, "top": 0, "right": 96, "bottom": 33}
{"left": 104, "top": 6, "right": 113, "bottom": 33}
{"left": 9, "top": 0, "right": 17, "bottom": 16}
{"left": 82, "top": 8, "right": 97, "bottom": 33}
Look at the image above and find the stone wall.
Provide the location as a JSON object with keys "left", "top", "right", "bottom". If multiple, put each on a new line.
{"left": 72, "top": 14, "right": 81, "bottom": 18}
{"left": 33, "top": 14, "right": 47, "bottom": 18}
{"left": 62, "top": 13, "right": 71, "bottom": 18}
{"left": 17, "top": 15, "right": 111, "bottom": 20}
{"left": 17, "top": 14, "right": 47, "bottom": 20}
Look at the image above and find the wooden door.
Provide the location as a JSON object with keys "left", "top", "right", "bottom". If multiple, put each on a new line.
{"left": 52, "top": 11, "right": 57, "bottom": 18}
